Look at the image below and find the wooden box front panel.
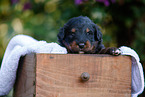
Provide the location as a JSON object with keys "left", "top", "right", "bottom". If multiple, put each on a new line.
{"left": 36, "top": 54, "right": 131, "bottom": 97}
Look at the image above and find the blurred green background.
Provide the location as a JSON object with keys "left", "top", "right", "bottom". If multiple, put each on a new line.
{"left": 0, "top": 0, "right": 145, "bottom": 96}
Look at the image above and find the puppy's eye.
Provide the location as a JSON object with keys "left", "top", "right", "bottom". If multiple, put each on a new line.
{"left": 69, "top": 32, "right": 75, "bottom": 38}
{"left": 86, "top": 28, "right": 93, "bottom": 35}
{"left": 71, "top": 33, "right": 75, "bottom": 36}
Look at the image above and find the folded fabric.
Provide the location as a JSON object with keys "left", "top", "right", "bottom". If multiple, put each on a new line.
{"left": 119, "top": 46, "right": 144, "bottom": 97}
{"left": 0, "top": 35, "right": 144, "bottom": 97}
{"left": 0, "top": 35, "right": 67, "bottom": 96}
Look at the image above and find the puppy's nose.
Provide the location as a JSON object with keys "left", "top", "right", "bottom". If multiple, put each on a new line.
{"left": 78, "top": 43, "right": 85, "bottom": 49}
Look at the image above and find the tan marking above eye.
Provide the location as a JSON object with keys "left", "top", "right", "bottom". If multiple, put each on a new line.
{"left": 86, "top": 28, "right": 90, "bottom": 33}
{"left": 71, "top": 28, "right": 76, "bottom": 32}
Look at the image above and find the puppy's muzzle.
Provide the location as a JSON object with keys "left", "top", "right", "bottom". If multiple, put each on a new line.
{"left": 63, "top": 40, "right": 97, "bottom": 54}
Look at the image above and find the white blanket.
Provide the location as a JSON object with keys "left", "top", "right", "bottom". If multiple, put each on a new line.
{"left": 0, "top": 35, "right": 144, "bottom": 97}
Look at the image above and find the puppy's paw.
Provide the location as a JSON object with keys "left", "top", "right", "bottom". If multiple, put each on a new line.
{"left": 110, "top": 48, "right": 122, "bottom": 56}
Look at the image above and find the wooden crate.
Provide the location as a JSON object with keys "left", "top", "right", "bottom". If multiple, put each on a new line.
{"left": 14, "top": 54, "right": 132, "bottom": 97}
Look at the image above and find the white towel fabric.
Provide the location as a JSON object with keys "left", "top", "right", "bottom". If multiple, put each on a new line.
{"left": 0, "top": 35, "right": 67, "bottom": 96}
{"left": 0, "top": 35, "right": 144, "bottom": 97}
{"left": 119, "top": 46, "right": 144, "bottom": 97}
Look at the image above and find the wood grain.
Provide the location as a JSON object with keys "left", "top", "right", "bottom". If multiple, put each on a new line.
{"left": 14, "top": 54, "right": 131, "bottom": 97}
{"left": 35, "top": 54, "right": 132, "bottom": 97}
{"left": 14, "top": 54, "right": 36, "bottom": 97}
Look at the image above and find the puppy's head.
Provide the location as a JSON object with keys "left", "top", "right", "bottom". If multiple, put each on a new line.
{"left": 57, "top": 16, "right": 104, "bottom": 54}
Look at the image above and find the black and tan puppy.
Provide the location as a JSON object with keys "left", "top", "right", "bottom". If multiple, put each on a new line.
{"left": 57, "top": 16, "right": 121, "bottom": 55}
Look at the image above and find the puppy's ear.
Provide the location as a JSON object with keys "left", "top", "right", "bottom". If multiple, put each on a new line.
{"left": 93, "top": 24, "right": 103, "bottom": 41}
{"left": 57, "top": 27, "right": 65, "bottom": 46}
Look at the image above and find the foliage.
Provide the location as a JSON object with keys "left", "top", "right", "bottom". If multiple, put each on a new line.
{"left": 0, "top": 0, "right": 145, "bottom": 65}
{"left": 0, "top": 0, "right": 145, "bottom": 96}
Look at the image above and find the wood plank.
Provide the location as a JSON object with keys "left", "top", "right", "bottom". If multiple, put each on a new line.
{"left": 35, "top": 54, "right": 132, "bottom": 97}
{"left": 14, "top": 54, "right": 36, "bottom": 97}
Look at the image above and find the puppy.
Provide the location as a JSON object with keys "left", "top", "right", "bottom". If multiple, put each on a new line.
{"left": 57, "top": 16, "right": 121, "bottom": 55}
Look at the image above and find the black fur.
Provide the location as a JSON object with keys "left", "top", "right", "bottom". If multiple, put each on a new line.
{"left": 57, "top": 16, "right": 121, "bottom": 55}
